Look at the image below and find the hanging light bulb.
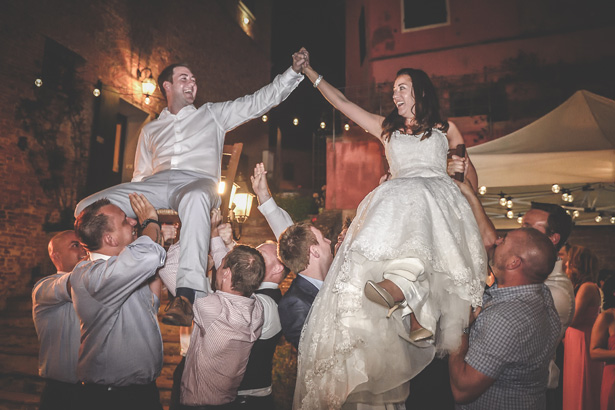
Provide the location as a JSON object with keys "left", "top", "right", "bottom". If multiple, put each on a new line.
{"left": 293, "top": 118, "right": 299, "bottom": 126}
{"left": 320, "top": 121, "right": 326, "bottom": 129}
{"left": 506, "top": 198, "right": 513, "bottom": 208}
{"left": 35, "top": 78, "right": 43, "bottom": 87}
{"left": 562, "top": 192, "right": 569, "bottom": 201}
{"left": 573, "top": 210, "right": 580, "bottom": 218}
{"left": 595, "top": 214, "right": 603, "bottom": 223}
{"left": 144, "top": 96, "right": 151, "bottom": 105}
{"left": 478, "top": 186, "right": 487, "bottom": 195}
{"left": 567, "top": 194, "right": 574, "bottom": 202}
{"left": 610, "top": 216, "right": 615, "bottom": 224}
{"left": 93, "top": 88, "right": 101, "bottom": 97}
{"left": 261, "top": 115, "right": 268, "bottom": 122}
{"left": 344, "top": 123, "right": 350, "bottom": 131}
{"left": 517, "top": 215, "right": 523, "bottom": 224}
{"left": 551, "top": 184, "right": 561, "bottom": 194}
{"left": 506, "top": 209, "right": 514, "bottom": 219}
{"left": 499, "top": 195, "right": 507, "bottom": 207}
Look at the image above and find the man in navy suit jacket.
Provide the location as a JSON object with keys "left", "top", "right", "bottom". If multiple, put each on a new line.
{"left": 277, "top": 223, "right": 332, "bottom": 348}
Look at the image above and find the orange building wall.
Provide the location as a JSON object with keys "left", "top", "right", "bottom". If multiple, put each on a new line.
{"left": 326, "top": 135, "right": 386, "bottom": 210}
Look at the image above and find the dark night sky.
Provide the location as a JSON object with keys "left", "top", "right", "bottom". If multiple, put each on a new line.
{"left": 269, "top": 0, "right": 346, "bottom": 151}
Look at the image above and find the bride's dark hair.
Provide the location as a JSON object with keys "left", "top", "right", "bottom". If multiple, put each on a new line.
{"left": 381, "top": 68, "right": 448, "bottom": 141}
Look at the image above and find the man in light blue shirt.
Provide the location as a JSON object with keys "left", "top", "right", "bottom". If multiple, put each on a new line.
{"left": 32, "top": 230, "right": 87, "bottom": 410}
{"left": 71, "top": 195, "right": 166, "bottom": 409}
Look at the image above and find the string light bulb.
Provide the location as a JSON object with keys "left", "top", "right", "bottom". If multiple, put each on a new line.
{"left": 499, "top": 195, "right": 507, "bottom": 207}
{"left": 551, "top": 184, "right": 561, "bottom": 194}
{"left": 595, "top": 214, "right": 602, "bottom": 223}
{"left": 344, "top": 123, "right": 350, "bottom": 131}
{"left": 506, "top": 198, "right": 513, "bottom": 208}
{"left": 611, "top": 216, "right": 615, "bottom": 224}
{"left": 562, "top": 192, "right": 569, "bottom": 201}
{"left": 35, "top": 78, "right": 43, "bottom": 87}
{"left": 320, "top": 122, "right": 326, "bottom": 129}
{"left": 93, "top": 88, "right": 101, "bottom": 97}
{"left": 573, "top": 210, "right": 580, "bottom": 218}
{"left": 293, "top": 118, "right": 299, "bottom": 126}
{"left": 506, "top": 209, "right": 514, "bottom": 219}
{"left": 478, "top": 186, "right": 487, "bottom": 195}
{"left": 517, "top": 215, "right": 523, "bottom": 224}
{"left": 144, "top": 96, "right": 151, "bottom": 105}
{"left": 567, "top": 194, "right": 574, "bottom": 203}
{"left": 261, "top": 115, "right": 268, "bottom": 122}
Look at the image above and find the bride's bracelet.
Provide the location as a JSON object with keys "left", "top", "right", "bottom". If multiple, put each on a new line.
{"left": 313, "top": 75, "right": 323, "bottom": 88}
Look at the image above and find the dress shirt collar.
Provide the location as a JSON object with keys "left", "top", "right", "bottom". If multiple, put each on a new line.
{"left": 298, "top": 274, "right": 323, "bottom": 290}
{"left": 89, "top": 252, "right": 111, "bottom": 261}
{"left": 258, "top": 281, "right": 279, "bottom": 290}
{"left": 484, "top": 282, "right": 545, "bottom": 308}
{"left": 158, "top": 104, "right": 197, "bottom": 120}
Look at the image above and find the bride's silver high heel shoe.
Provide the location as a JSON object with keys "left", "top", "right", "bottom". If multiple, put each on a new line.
{"left": 364, "top": 280, "right": 434, "bottom": 344}
{"left": 364, "top": 280, "right": 406, "bottom": 318}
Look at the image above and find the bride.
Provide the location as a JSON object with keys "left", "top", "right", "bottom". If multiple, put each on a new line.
{"left": 293, "top": 48, "right": 487, "bottom": 409}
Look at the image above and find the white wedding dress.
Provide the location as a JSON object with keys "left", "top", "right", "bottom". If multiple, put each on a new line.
{"left": 293, "top": 129, "right": 487, "bottom": 409}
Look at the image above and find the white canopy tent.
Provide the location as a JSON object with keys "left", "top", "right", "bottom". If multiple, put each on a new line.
{"left": 467, "top": 90, "right": 615, "bottom": 228}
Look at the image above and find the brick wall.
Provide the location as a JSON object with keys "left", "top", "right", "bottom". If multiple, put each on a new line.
{"left": 0, "top": 0, "right": 273, "bottom": 306}
{"left": 567, "top": 226, "right": 615, "bottom": 271}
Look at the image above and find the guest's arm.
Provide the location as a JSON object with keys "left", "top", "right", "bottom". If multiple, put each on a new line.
{"left": 448, "top": 332, "right": 495, "bottom": 403}
{"left": 590, "top": 311, "right": 615, "bottom": 362}
{"left": 453, "top": 177, "right": 498, "bottom": 251}
{"left": 252, "top": 163, "right": 294, "bottom": 239}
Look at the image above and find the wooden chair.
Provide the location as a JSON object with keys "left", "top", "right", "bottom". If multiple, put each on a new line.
{"left": 157, "top": 142, "right": 243, "bottom": 244}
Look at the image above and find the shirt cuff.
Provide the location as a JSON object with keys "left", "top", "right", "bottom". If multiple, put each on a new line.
{"left": 258, "top": 197, "right": 279, "bottom": 216}
{"left": 281, "top": 66, "right": 304, "bottom": 85}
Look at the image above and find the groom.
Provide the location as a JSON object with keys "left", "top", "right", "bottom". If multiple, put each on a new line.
{"left": 75, "top": 51, "right": 307, "bottom": 326}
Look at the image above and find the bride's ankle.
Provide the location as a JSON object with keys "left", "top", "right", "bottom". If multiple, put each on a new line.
{"left": 377, "top": 279, "right": 405, "bottom": 303}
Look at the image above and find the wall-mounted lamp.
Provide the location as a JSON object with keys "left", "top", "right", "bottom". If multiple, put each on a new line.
{"left": 229, "top": 191, "right": 254, "bottom": 239}
{"left": 138, "top": 67, "right": 156, "bottom": 104}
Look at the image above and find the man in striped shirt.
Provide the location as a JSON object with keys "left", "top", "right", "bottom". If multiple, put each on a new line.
{"left": 159, "top": 245, "right": 265, "bottom": 408}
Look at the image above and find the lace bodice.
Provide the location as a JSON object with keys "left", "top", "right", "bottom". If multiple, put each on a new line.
{"left": 385, "top": 129, "right": 449, "bottom": 179}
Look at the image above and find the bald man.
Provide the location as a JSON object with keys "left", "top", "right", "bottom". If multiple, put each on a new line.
{"left": 33, "top": 230, "right": 87, "bottom": 410}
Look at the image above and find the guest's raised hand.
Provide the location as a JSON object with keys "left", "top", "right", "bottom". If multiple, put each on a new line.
{"left": 250, "top": 163, "right": 272, "bottom": 204}
{"left": 218, "top": 223, "right": 235, "bottom": 248}
{"left": 211, "top": 208, "right": 222, "bottom": 228}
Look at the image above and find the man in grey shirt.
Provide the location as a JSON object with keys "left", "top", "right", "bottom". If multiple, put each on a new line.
{"left": 71, "top": 194, "right": 166, "bottom": 410}
{"left": 32, "top": 230, "right": 87, "bottom": 410}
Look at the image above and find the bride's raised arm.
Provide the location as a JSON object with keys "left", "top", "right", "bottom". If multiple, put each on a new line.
{"left": 301, "top": 50, "right": 384, "bottom": 140}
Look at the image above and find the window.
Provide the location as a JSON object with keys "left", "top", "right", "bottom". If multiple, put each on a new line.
{"left": 402, "top": 0, "right": 449, "bottom": 32}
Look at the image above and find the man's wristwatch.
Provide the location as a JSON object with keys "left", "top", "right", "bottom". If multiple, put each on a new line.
{"left": 141, "top": 219, "right": 161, "bottom": 230}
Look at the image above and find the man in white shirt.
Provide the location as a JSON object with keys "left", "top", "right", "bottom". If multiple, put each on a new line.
{"left": 75, "top": 50, "right": 308, "bottom": 327}
{"left": 521, "top": 202, "right": 575, "bottom": 409}
{"left": 32, "top": 230, "right": 87, "bottom": 410}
